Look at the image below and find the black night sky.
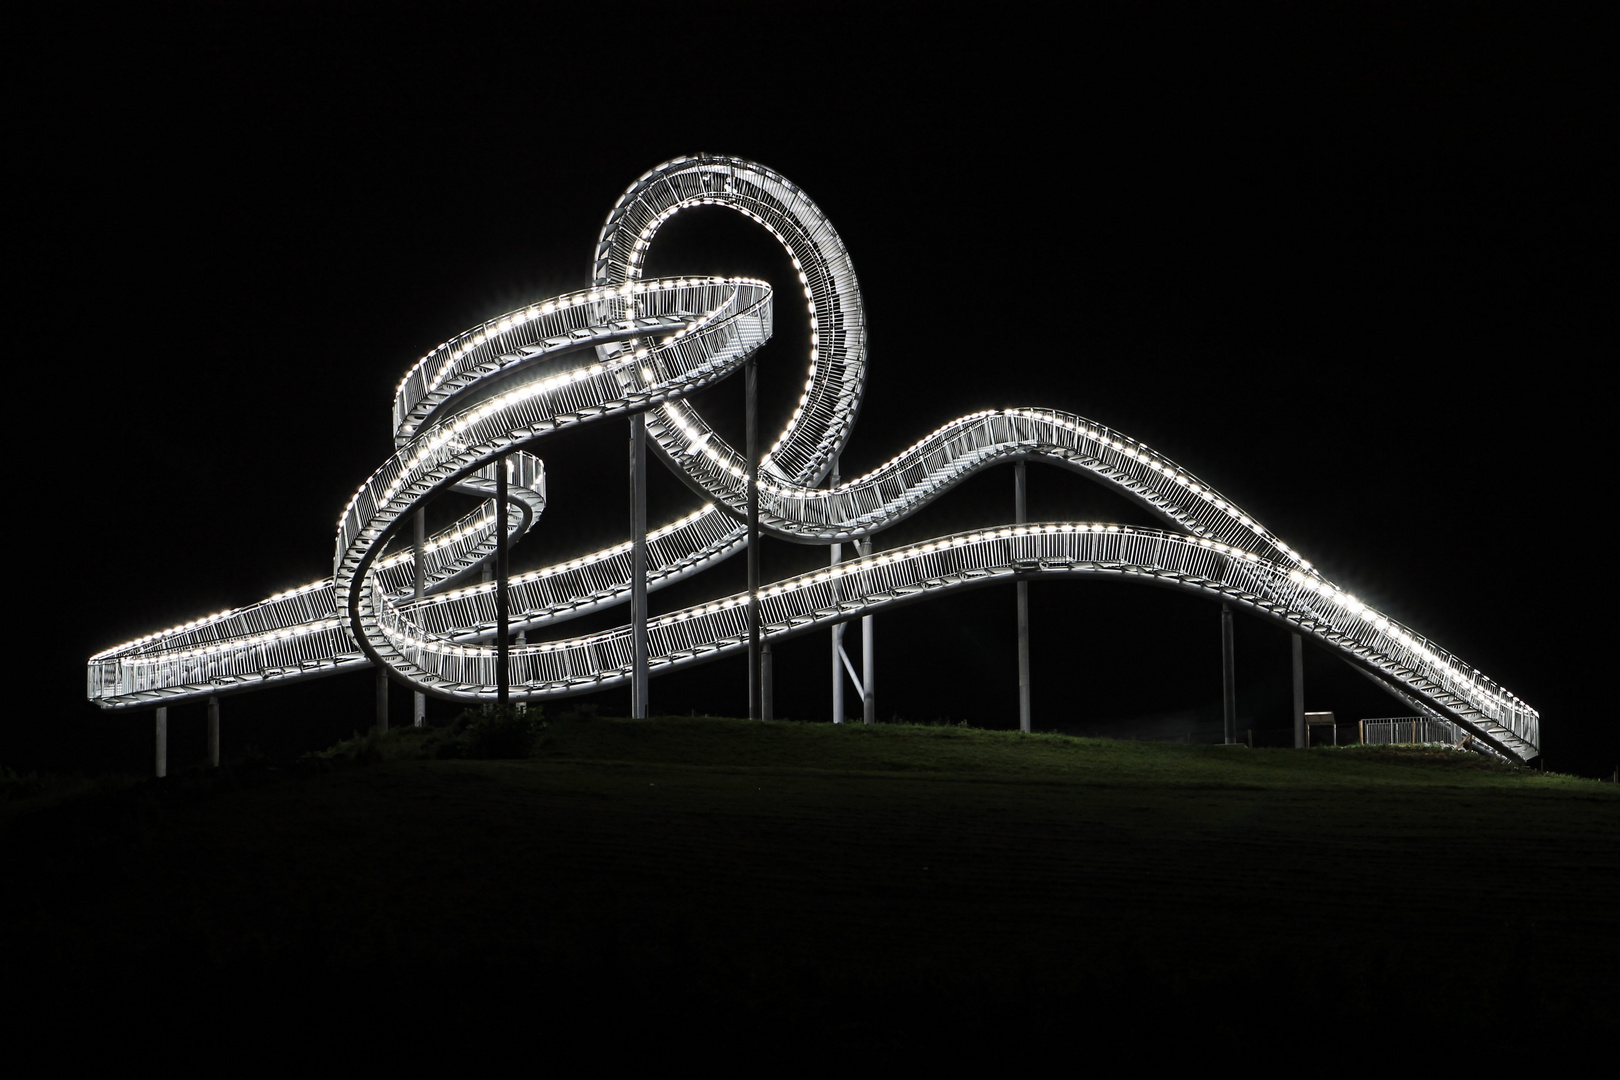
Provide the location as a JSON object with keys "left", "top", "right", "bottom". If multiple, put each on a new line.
{"left": 14, "top": 5, "right": 1612, "bottom": 776}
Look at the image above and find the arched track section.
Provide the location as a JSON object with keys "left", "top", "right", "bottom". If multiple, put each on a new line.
{"left": 594, "top": 154, "right": 865, "bottom": 491}
{"left": 86, "top": 154, "right": 1540, "bottom": 763}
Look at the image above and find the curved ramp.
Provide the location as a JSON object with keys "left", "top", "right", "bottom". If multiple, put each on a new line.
{"left": 87, "top": 155, "right": 1539, "bottom": 762}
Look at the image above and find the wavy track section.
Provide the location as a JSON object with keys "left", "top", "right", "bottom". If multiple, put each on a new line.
{"left": 87, "top": 155, "right": 1539, "bottom": 762}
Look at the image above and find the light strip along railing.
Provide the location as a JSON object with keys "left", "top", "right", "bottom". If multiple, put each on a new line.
{"left": 596, "top": 154, "right": 866, "bottom": 487}
{"left": 365, "top": 523, "right": 1533, "bottom": 761}
{"left": 390, "top": 280, "right": 722, "bottom": 447}
{"left": 336, "top": 277, "right": 765, "bottom": 559}
{"left": 86, "top": 276, "right": 757, "bottom": 703}
{"left": 589, "top": 158, "right": 1532, "bottom": 755}
{"left": 95, "top": 389, "right": 1339, "bottom": 675}
{"left": 648, "top": 404, "right": 1307, "bottom": 551}
{"left": 595, "top": 166, "right": 1305, "bottom": 552}
{"left": 96, "top": 395, "right": 1538, "bottom": 755}
{"left": 406, "top": 504, "right": 743, "bottom": 642}
{"left": 371, "top": 453, "right": 547, "bottom": 598}
{"left": 86, "top": 458, "right": 548, "bottom": 700}
{"left": 88, "top": 153, "right": 1538, "bottom": 764}
{"left": 87, "top": 456, "right": 545, "bottom": 664}
{"left": 333, "top": 278, "right": 775, "bottom": 703}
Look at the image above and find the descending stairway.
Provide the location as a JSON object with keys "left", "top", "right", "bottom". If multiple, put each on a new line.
{"left": 87, "top": 154, "right": 1539, "bottom": 763}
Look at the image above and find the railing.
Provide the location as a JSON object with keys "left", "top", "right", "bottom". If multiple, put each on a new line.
{"left": 1362, "top": 716, "right": 1468, "bottom": 747}
{"left": 86, "top": 154, "right": 1541, "bottom": 763}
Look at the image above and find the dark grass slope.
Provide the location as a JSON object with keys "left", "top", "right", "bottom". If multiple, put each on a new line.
{"left": 5, "top": 718, "right": 1616, "bottom": 1063}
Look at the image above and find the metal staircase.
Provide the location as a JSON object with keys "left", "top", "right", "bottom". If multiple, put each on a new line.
{"left": 87, "top": 154, "right": 1539, "bottom": 763}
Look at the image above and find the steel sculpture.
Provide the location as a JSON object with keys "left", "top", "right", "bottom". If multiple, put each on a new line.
{"left": 86, "top": 155, "right": 1541, "bottom": 763}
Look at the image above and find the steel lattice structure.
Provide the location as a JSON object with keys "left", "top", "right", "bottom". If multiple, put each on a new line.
{"left": 86, "top": 155, "right": 1541, "bottom": 763}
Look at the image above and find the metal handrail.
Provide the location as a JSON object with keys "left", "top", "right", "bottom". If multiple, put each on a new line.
{"left": 1362, "top": 716, "right": 1469, "bottom": 747}
{"left": 86, "top": 155, "right": 1540, "bottom": 763}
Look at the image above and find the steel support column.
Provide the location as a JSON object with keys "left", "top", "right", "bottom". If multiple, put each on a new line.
{"left": 375, "top": 667, "right": 389, "bottom": 733}
{"left": 496, "top": 451, "right": 510, "bottom": 708}
{"left": 413, "top": 509, "right": 427, "bottom": 727}
{"left": 629, "top": 412, "right": 649, "bottom": 718}
{"left": 1292, "top": 632, "right": 1305, "bottom": 749}
{"left": 762, "top": 642, "right": 774, "bottom": 721}
{"left": 746, "top": 356, "right": 761, "bottom": 721}
{"left": 830, "top": 456, "right": 843, "bottom": 724}
{"left": 830, "top": 559, "right": 844, "bottom": 724}
{"left": 155, "top": 706, "right": 167, "bottom": 779}
{"left": 1221, "top": 603, "right": 1236, "bottom": 745}
{"left": 207, "top": 694, "right": 219, "bottom": 768}
{"left": 83, "top": 156, "right": 1543, "bottom": 768}
{"left": 1015, "top": 460, "right": 1031, "bottom": 733}
{"left": 860, "top": 538, "right": 875, "bottom": 725}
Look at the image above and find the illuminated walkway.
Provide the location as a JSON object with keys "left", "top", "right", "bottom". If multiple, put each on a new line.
{"left": 87, "top": 155, "right": 1540, "bottom": 762}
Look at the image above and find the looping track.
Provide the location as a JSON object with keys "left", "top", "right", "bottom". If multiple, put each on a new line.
{"left": 87, "top": 155, "right": 1540, "bottom": 762}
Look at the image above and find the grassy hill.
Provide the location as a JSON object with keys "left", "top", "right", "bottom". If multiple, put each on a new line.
{"left": 5, "top": 716, "right": 1616, "bottom": 1061}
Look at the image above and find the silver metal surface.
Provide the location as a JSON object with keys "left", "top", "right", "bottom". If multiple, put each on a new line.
{"left": 747, "top": 356, "right": 761, "bottom": 721}
{"left": 630, "top": 414, "right": 649, "bottom": 719}
{"left": 1016, "top": 461, "right": 1031, "bottom": 734}
{"left": 1222, "top": 604, "right": 1236, "bottom": 745}
{"left": 860, "top": 538, "right": 875, "bottom": 726}
{"left": 762, "top": 642, "right": 773, "bottom": 722}
{"left": 830, "top": 457, "right": 843, "bottom": 725}
{"left": 1292, "top": 633, "right": 1305, "bottom": 749}
{"left": 85, "top": 155, "right": 1540, "bottom": 764}
{"left": 206, "top": 695, "right": 219, "bottom": 769}
{"left": 413, "top": 510, "right": 426, "bottom": 727}
{"left": 496, "top": 452, "right": 510, "bottom": 707}
{"left": 1362, "top": 716, "right": 1468, "bottom": 747}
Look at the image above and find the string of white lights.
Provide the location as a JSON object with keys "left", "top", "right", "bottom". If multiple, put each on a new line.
{"left": 86, "top": 154, "right": 1539, "bottom": 761}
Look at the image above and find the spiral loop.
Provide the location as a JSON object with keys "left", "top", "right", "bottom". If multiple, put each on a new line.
{"left": 86, "top": 156, "right": 1540, "bottom": 762}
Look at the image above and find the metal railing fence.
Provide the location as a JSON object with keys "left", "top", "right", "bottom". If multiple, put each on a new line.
{"left": 86, "top": 154, "right": 1540, "bottom": 765}
{"left": 1362, "top": 716, "right": 1468, "bottom": 747}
